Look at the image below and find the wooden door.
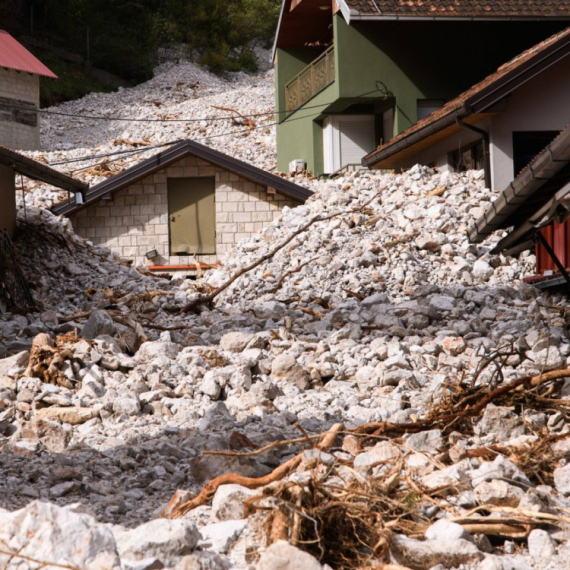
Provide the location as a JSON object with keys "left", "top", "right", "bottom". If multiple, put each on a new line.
{"left": 167, "top": 177, "right": 216, "bottom": 255}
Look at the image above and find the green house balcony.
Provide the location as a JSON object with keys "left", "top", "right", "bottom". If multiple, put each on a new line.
{"left": 284, "top": 45, "right": 335, "bottom": 118}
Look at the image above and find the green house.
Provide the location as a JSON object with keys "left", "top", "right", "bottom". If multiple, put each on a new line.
{"left": 273, "top": 0, "right": 570, "bottom": 176}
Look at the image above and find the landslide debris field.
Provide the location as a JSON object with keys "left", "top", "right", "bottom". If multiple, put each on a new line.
{"left": 2, "top": 59, "right": 570, "bottom": 570}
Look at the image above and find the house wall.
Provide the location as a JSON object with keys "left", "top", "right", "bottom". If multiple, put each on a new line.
{"left": 0, "top": 68, "right": 40, "bottom": 150}
{"left": 0, "top": 164, "right": 16, "bottom": 239}
{"left": 389, "top": 56, "right": 570, "bottom": 190}
{"left": 69, "top": 155, "right": 299, "bottom": 269}
{"left": 489, "top": 56, "right": 570, "bottom": 191}
{"left": 274, "top": 15, "right": 567, "bottom": 176}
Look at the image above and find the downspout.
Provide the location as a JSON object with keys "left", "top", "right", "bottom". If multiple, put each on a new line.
{"left": 455, "top": 118, "right": 492, "bottom": 190}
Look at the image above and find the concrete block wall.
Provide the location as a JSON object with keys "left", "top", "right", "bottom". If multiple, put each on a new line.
{"left": 0, "top": 68, "right": 40, "bottom": 150}
{"left": 70, "top": 154, "right": 300, "bottom": 269}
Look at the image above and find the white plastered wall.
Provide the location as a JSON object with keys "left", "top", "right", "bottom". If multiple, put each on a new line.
{"left": 389, "top": 55, "right": 570, "bottom": 192}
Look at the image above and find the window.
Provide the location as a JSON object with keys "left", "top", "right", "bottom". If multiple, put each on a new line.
{"left": 512, "top": 131, "right": 559, "bottom": 176}
{"left": 167, "top": 177, "right": 216, "bottom": 255}
{"left": 417, "top": 99, "right": 445, "bottom": 121}
{"left": 448, "top": 140, "right": 484, "bottom": 172}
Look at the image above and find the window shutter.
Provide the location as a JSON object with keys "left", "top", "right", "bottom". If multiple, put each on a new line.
{"left": 339, "top": 118, "right": 375, "bottom": 167}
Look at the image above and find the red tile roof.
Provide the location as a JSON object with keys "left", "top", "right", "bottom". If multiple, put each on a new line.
{"left": 0, "top": 31, "right": 57, "bottom": 78}
{"left": 363, "top": 26, "right": 570, "bottom": 167}
{"left": 345, "top": 0, "right": 570, "bottom": 18}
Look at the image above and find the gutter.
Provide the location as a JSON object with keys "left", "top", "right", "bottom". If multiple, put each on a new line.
{"left": 348, "top": 15, "right": 569, "bottom": 21}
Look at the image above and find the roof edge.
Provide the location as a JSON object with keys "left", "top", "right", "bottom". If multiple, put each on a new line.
{"left": 53, "top": 140, "right": 313, "bottom": 217}
{"left": 363, "top": 27, "right": 570, "bottom": 168}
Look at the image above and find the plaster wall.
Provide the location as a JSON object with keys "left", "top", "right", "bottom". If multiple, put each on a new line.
{"left": 0, "top": 164, "right": 16, "bottom": 239}
{"left": 488, "top": 56, "right": 570, "bottom": 191}
{"left": 0, "top": 68, "right": 40, "bottom": 150}
{"left": 69, "top": 155, "right": 299, "bottom": 269}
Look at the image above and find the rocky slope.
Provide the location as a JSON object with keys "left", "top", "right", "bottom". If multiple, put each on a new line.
{"left": 1, "top": 59, "right": 570, "bottom": 570}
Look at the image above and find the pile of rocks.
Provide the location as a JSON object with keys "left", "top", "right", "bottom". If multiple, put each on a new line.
{"left": 2, "top": 53, "right": 570, "bottom": 569}
{"left": 21, "top": 50, "right": 280, "bottom": 209}
{"left": 1, "top": 162, "right": 570, "bottom": 568}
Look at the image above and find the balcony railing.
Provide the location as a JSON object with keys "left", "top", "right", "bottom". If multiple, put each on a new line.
{"left": 284, "top": 45, "right": 335, "bottom": 118}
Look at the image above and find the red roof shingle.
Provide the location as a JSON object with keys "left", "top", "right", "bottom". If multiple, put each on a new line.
{"left": 345, "top": 0, "right": 570, "bottom": 18}
{"left": 0, "top": 31, "right": 57, "bottom": 78}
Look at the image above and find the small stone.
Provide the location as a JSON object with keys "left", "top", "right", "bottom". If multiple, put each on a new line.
{"left": 113, "top": 397, "right": 140, "bottom": 415}
{"left": 354, "top": 442, "right": 400, "bottom": 468}
{"left": 441, "top": 336, "right": 466, "bottom": 356}
{"left": 425, "top": 519, "right": 473, "bottom": 543}
{"left": 82, "top": 310, "right": 117, "bottom": 339}
{"left": 474, "top": 480, "right": 524, "bottom": 507}
{"left": 211, "top": 484, "right": 258, "bottom": 521}
{"left": 270, "top": 354, "right": 310, "bottom": 390}
{"left": 390, "top": 534, "right": 483, "bottom": 569}
{"left": 198, "top": 520, "right": 246, "bottom": 554}
{"left": 35, "top": 407, "right": 99, "bottom": 425}
{"left": 528, "top": 529, "right": 556, "bottom": 558}
{"left": 257, "top": 541, "right": 322, "bottom": 570}
{"left": 116, "top": 519, "right": 200, "bottom": 566}
{"left": 554, "top": 464, "right": 570, "bottom": 495}
{"left": 219, "top": 332, "right": 254, "bottom": 353}
{"left": 405, "top": 429, "right": 443, "bottom": 453}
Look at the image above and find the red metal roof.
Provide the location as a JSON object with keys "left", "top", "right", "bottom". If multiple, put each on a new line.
{"left": 0, "top": 30, "right": 57, "bottom": 78}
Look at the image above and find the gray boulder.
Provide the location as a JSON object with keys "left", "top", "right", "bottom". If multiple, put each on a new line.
{"left": 116, "top": 518, "right": 200, "bottom": 566}
{"left": 0, "top": 500, "right": 120, "bottom": 569}
{"left": 82, "top": 310, "right": 117, "bottom": 339}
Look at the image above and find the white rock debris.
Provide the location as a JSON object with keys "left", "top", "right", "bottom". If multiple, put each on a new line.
{"left": 0, "top": 56, "right": 570, "bottom": 570}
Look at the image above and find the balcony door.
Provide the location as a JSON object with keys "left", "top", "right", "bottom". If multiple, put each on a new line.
{"left": 323, "top": 115, "right": 375, "bottom": 174}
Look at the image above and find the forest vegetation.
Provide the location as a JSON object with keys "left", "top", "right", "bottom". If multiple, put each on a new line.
{"left": 1, "top": 0, "right": 280, "bottom": 104}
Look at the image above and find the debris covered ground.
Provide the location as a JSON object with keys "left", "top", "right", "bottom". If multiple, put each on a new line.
{"left": 2, "top": 57, "right": 570, "bottom": 570}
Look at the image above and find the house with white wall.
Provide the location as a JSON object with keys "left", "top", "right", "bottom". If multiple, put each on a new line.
{"left": 0, "top": 31, "right": 57, "bottom": 150}
{"left": 362, "top": 27, "right": 570, "bottom": 192}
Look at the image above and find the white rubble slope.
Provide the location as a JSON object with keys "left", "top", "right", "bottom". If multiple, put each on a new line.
{"left": 0, "top": 58, "right": 569, "bottom": 570}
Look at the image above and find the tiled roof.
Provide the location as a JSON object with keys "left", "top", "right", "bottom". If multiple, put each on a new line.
{"left": 363, "top": 26, "right": 570, "bottom": 167}
{"left": 345, "top": 0, "right": 570, "bottom": 18}
{"left": 0, "top": 30, "right": 57, "bottom": 78}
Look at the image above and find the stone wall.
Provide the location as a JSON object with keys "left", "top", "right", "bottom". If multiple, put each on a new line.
{"left": 0, "top": 68, "right": 40, "bottom": 150}
{"left": 69, "top": 154, "right": 300, "bottom": 269}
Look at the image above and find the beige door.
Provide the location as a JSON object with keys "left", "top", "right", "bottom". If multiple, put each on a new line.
{"left": 167, "top": 177, "right": 216, "bottom": 255}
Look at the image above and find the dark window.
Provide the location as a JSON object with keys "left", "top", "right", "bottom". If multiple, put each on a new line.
{"left": 512, "top": 131, "right": 560, "bottom": 176}
{"left": 417, "top": 99, "right": 445, "bottom": 121}
{"left": 448, "top": 140, "right": 484, "bottom": 172}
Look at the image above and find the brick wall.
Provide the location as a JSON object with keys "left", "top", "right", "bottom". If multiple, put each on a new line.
{"left": 0, "top": 68, "right": 40, "bottom": 150}
{"left": 70, "top": 154, "right": 300, "bottom": 269}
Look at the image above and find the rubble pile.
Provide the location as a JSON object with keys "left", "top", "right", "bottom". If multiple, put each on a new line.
{"left": 2, "top": 162, "right": 570, "bottom": 568}
{"left": 1, "top": 51, "right": 570, "bottom": 568}
{"left": 22, "top": 51, "right": 280, "bottom": 208}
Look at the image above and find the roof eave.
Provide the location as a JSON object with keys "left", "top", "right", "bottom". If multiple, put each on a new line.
{"left": 53, "top": 140, "right": 312, "bottom": 217}
{"left": 348, "top": 15, "right": 570, "bottom": 21}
